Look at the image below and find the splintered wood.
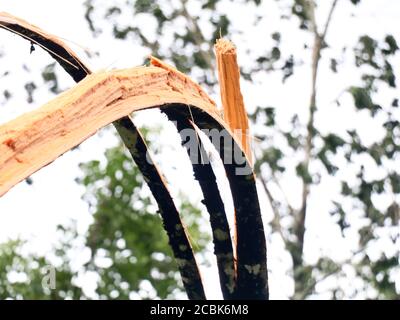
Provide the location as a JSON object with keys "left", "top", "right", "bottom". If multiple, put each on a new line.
{"left": 0, "top": 12, "right": 268, "bottom": 299}
{"left": 215, "top": 38, "right": 252, "bottom": 165}
{"left": 0, "top": 64, "right": 225, "bottom": 197}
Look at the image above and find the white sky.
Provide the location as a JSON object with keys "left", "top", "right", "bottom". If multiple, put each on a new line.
{"left": 0, "top": 0, "right": 399, "bottom": 299}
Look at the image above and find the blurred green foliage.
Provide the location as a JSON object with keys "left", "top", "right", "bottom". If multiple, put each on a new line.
{"left": 0, "top": 143, "right": 208, "bottom": 299}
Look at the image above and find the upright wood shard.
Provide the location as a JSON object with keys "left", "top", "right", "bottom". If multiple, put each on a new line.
{"left": 215, "top": 38, "right": 252, "bottom": 165}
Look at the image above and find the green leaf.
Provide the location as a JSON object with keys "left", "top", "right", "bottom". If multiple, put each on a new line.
{"left": 382, "top": 35, "right": 398, "bottom": 55}
{"left": 41, "top": 63, "right": 60, "bottom": 94}
{"left": 349, "top": 86, "right": 381, "bottom": 114}
{"left": 330, "top": 201, "right": 349, "bottom": 233}
{"left": 271, "top": 32, "right": 281, "bottom": 43}
{"left": 355, "top": 35, "right": 378, "bottom": 68}
{"left": 324, "top": 134, "right": 346, "bottom": 153}
{"left": 296, "top": 162, "right": 312, "bottom": 184}
{"left": 255, "top": 147, "right": 284, "bottom": 173}
{"left": 389, "top": 173, "right": 400, "bottom": 193}
{"left": 330, "top": 58, "right": 338, "bottom": 73}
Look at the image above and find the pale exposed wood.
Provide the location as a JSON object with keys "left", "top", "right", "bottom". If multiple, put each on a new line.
{"left": 0, "top": 65, "right": 224, "bottom": 197}
{"left": 215, "top": 38, "right": 252, "bottom": 165}
{"left": 1, "top": 11, "right": 207, "bottom": 299}
{"left": 0, "top": 12, "right": 268, "bottom": 299}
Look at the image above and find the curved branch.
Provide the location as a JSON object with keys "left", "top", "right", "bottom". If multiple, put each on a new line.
{"left": 114, "top": 118, "right": 205, "bottom": 299}
{"left": 0, "top": 12, "right": 90, "bottom": 81}
{"left": 0, "top": 12, "right": 268, "bottom": 299}
{"left": 164, "top": 106, "right": 268, "bottom": 299}
{"left": 163, "top": 111, "right": 236, "bottom": 299}
{"left": 0, "top": 68, "right": 268, "bottom": 299}
{"left": 0, "top": 11, "right": 206, "bottom": 300}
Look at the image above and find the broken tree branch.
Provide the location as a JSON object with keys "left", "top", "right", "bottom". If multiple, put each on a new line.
{"left": 0, "top": 11, "right": 268, "bottom": 299}
{"left": 0, "top": 11, "right": 206, "bottom": 300}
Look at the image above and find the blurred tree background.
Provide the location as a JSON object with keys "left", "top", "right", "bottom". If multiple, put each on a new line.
{"left": 0, "top": 0, "right": 399, "bottom": 299}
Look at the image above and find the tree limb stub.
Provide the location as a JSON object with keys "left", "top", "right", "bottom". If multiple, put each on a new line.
{"left": 215, "top": 38, "right": 252, "bottom": 166}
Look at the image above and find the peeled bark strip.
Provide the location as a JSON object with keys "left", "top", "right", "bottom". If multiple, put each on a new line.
{"left": 0, "top": 12, "right": 206, "bottom": 300}
{"left": 0, "top": 12, "right": 90, "bottom": 81}
{"left": 215, "top": 38, "right": 252, "bottom": 165}
{"left": 163, "top": 111, "right": 236, "bottom": 299}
